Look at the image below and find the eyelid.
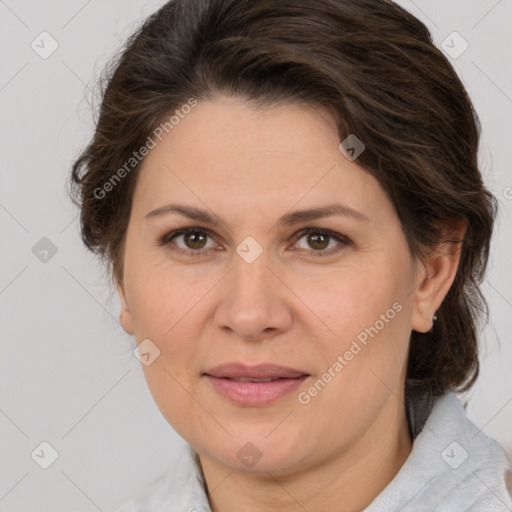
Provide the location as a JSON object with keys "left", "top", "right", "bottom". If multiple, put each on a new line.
{"left": 159, "top": 227, "right": 220, "bottom": 255}
{"left": 160, "top": 226, "right": 350, "bottom": 256}
{"left": 291, "top": 227, "right": 350, "bottom": 256}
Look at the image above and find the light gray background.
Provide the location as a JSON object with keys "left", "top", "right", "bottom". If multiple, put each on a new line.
{"left": 1, "top": 1, "right": 511, "bottom": 510}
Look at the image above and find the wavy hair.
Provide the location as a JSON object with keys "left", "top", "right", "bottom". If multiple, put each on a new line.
{"left": 69, "top": 0, "right": 497, "bottom": 419}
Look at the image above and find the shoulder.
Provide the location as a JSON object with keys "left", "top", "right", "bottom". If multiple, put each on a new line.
{"left": 364, "top": 391, "right": 512, "bottom": 511}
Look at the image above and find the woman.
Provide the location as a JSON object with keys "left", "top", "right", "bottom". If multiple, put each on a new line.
{"left": 69, "top": 0, "right": 512, "bottom": 510}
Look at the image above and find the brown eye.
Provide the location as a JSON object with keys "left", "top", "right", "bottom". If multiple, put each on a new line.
{"left": 182, "top": 230, "right": 208, "bottom": 249}
{"left": 293, "top": 228, "right": 350, "bottom": 256}
{"left": 307, "top": 232, "right": 330, "bottom": 250}
{"left": 162, "top": 228, "right": 216, "bottom": 253}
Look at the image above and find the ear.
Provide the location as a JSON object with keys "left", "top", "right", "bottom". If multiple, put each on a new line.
{"left": 117, "top": 283, "right": 134, "bottom": 335}
{"left": 410, "top": 217, "right": 468, "bottom": 333}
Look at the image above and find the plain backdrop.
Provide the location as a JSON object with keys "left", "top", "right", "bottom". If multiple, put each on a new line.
{"left": 1, "top": 1, "right": 511, "bottom": 510}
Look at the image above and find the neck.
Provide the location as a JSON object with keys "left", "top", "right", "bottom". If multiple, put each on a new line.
{"left": 199, "top": 396, "right": 412, "bottom": 512}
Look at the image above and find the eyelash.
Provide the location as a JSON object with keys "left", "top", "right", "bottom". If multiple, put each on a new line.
{"left": 159, "top": 227, "right": 350, "bottom": 258}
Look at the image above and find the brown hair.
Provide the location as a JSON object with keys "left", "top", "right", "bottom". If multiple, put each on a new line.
{"left": 68, "top": 0, "right": 497, "bottom": 413}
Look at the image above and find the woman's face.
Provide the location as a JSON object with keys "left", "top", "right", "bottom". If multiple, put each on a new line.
{"left": 117, "top": 96, "right": 428, "bottom": 475}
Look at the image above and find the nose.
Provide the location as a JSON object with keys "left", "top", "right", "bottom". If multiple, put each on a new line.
{"left": 214, "top": 249, "right": 293, "bottom": 342}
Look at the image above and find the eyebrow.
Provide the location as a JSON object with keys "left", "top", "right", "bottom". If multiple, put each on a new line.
{"left": 145, "top": 203, "right": 370, "bottom": 228}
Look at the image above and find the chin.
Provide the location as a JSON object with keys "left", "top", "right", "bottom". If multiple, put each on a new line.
{"left": 199, "top": 428, "right": 314, "bottom": 476}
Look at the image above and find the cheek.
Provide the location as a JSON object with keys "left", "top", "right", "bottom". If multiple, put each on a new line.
{"left": 294, "top": 261, "right": 412, "bottom": 398}
{"left": 125, "top": 255, "right": 205, "bottom": 340}
{"left": 124, "top": 259, "right": 203, "bottom": 386}
{"left": 296, "top": 264, "right": 406, "bottom": 345}
{"left": 130, "top": 265, "right": 210, "bottom": 439}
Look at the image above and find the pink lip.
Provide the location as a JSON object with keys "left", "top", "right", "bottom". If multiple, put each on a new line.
{"left": 205, "top": 375, "right": 309, "bottom": 406}
{"left": 203, "top": 362, "right": 310, "bottom": 406}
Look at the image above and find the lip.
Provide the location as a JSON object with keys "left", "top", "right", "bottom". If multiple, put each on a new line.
{"left": 204, "top": 362, "right": 309, "bottom": 379}
{"left": 203, "top": 363, "right": 310, "bottom": 406}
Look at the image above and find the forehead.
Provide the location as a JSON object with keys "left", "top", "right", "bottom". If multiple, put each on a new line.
{"left": 131, "top": 98, "right": 393, "bottom": 225}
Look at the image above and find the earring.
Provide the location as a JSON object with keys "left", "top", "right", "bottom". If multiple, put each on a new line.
{"left": 433, "top": 314, "right": 438, "bottom": 321}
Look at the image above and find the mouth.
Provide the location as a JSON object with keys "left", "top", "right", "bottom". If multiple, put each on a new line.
{"left": 203, "top": 362, "right": 310, "bottom": 406}
{"left": 213, "top": 376, "right": 291, "bottom": 382}
{"left": 204, "top": 362, "right": 309, "bottom": 380}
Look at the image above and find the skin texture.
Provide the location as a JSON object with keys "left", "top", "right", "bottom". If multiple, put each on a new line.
{"left": 117, "top": 96, "right": 465, "bottom": 512}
